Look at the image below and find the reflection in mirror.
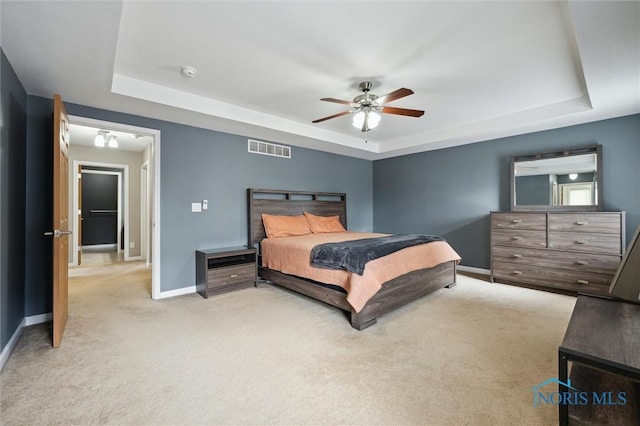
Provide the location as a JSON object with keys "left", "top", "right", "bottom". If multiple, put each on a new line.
{"left": 510, "top": 145, "right": 602, "bottom": 211}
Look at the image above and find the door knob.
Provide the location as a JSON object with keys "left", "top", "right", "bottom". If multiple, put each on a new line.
{"left": 44, "top": 229, "right": 73, "bottom": 238}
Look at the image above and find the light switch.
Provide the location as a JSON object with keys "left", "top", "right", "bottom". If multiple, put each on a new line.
{"left": 202, "top": 200, "right": 208, "bottom": 210}
{"left": 191, "top": 202, "right": 202, "bottom": 213}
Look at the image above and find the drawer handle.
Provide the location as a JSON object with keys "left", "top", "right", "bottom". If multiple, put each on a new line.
{"left": 575, "top": 240, "right": 586, "bottom": 244}
{"left": 575, "top": 221, "right": 588, "bottom": 225}
{"left": 577, "top": 279, "right": 589, "bottom": 285}
{"left": 513, "top": 270, "right": 523, "bottom": 275}
{"left": 512, "top": 254, "right": 523, "bottom": 258}
{"left": 512, "top": 236, "right": 522, "bottom": 240}
{"left": 576, "top": 260, "right": 589, "bottom": 265}
{"left": 230, "top": 274, "right": 238, "bottom": 278}
{"left": 512, "top": 219, "right": 522, "bottom": 223}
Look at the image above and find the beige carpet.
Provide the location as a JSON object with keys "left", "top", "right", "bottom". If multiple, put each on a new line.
{"left": 0, "top": 259, "right": 575, "bottom": 425}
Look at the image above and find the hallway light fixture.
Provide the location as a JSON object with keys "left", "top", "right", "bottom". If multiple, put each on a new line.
{"left": 95, "top": 130, "right": 120, "bottom": 149}
{"left": 108, "top": 135, "right": 118, "bottom": 148}
{"left": 94, "top": 130, "right": 107, "bottom": 147}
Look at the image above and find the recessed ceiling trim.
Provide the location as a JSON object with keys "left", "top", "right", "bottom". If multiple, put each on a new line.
{"left": 378, "top": 95, "right": 593, "bottom": 154}
{"left": 111, "top": 73, "right": 381, "bottom": 154}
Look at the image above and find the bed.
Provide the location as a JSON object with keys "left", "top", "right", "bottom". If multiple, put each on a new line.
{"left": 247, "top": 188, "right": 461, "bottom": 330}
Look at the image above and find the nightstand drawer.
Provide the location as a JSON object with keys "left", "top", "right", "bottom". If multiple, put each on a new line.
{"left": 208, "top": 263, "right": 255, "bottom": 288}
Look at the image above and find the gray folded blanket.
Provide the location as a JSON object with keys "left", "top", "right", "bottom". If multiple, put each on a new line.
{"left": 310, "top": 234, "right": 444, "bottom": 275}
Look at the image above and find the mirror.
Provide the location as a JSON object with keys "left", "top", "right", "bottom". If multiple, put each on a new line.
{"left": 510, "top": 145, "right": 602, "bottom": 211}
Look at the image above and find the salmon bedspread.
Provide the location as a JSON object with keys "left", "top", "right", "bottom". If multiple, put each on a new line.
{"left": 261, "top": 232, "right": 461, "bottom": 313}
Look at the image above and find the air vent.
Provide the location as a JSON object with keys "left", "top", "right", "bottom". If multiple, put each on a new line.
{"left": 248, "top": 139, "right": 291, "bottom": 159}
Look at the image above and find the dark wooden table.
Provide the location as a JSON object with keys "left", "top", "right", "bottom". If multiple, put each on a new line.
{"left": 558, "top": 295, "right": 640, "bottom": 425}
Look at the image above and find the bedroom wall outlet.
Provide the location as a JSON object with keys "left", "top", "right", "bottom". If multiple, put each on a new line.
{"left": 130, "top": 242, "right": 135, "bottom": 249}
{"left": 191, "top": 202, "right": 202, "bottom": 213}
{"left": 202, "top": 200, "right": 208, "bottom": 210}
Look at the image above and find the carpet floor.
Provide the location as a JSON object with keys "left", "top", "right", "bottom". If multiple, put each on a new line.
{"left": 0, "top": 259, "right": 575, "bottom": 425}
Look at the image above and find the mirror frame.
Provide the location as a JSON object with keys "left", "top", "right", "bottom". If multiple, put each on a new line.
{"left": 510, "top": 144, "right": 603, "bottom": 212}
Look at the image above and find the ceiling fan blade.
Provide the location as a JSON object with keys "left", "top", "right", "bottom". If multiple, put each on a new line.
{"left": 380, "top": 106, "right": 425, "bottom": 117}
{"left": 312, "top": 110, "right": 352, "bottom": 123}
{"left": 375, "top": 88, "right": 414, "bottom": 104}
{"left": 320, "top": 97, "right": 353, "bottom": 106}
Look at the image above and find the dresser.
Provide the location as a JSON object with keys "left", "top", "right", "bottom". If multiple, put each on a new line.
{"left": 490, "top": 211, "right": 625, "bottom": 295}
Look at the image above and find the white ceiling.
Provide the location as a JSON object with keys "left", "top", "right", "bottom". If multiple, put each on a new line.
{"left": 2, "top": 1, "right": 639, "bottom": 160}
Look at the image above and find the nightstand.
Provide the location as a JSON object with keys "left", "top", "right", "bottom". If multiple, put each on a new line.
{"left": 196, "top": 246, "right": 257, "bottom": 298}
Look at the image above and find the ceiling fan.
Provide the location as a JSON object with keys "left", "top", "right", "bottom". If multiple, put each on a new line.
{"left": 312, "top": 81, "right": 425, "bottom": 132}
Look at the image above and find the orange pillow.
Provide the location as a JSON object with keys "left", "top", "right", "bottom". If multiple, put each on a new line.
{"left": 262, "top": 213, "right": 312, "bottom": 238}
{"left": 304, "top": 212, "right": 346, "bottom": 233}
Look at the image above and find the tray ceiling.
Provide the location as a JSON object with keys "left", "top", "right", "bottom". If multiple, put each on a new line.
{"left": 2, "top": 1, "right": 638, "bottom": 160}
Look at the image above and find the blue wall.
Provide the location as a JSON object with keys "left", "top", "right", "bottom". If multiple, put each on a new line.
{"left": 23, "top": 97, "right": 373, "bottom": 315}
{"left": 373, "top": 114, "right": 640, "bottom": 269}
{"left": 1, "top": 49, "right": 27, "bottom": 351}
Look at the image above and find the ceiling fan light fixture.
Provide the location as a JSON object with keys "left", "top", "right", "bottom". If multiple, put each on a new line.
{"left": 368, "top": 111, "right": 381, "bottom": 128}
{"left": 352, "top": 111, "right": 366, "bottom": 129}
{"left": 315, "top": 81, "right": 422, "bottom": 135}
{"left": 352, "top": 110, "right": 381, "bottom": 131}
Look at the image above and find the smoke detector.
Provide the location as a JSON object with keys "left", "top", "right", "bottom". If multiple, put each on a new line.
{"left": 180, "top": 66, "right": 198, "bottom": 78}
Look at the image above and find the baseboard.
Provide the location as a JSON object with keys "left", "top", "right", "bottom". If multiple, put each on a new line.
{"left": 126, "top": 256, "right": 143, "bottom": 261}
{"left": 457, "top": 265, "right": 491, "bottom": 276}
{"left": 0, "top": 318, "right": 26, "bottom": 373}
{"left": 157, "top": 285, "right": 196, "bottom": 299}
{"left": 0, "top": 312, "right": 53, "bottom": 373}
{"left": 25, "top": 312, "right": 53, "bottom": 326}
{"left": 82, "top": 244, "right": 117, "bottom": 251}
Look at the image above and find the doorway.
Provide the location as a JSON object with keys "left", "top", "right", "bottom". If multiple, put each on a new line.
{"left": 67, "top": 115, "right": 161, "bottom": 299}
{"left": 72, "top": 162, "right": 128, "bottom": 264}
{"left": 77, "top": 166, "right": 124, "bottom": 262}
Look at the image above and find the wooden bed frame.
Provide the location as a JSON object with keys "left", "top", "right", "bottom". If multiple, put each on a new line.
{"left": 247, "top": 188, "right": 457, "bottom": 330}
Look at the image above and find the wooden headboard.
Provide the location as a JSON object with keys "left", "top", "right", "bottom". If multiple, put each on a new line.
{"left": 247, "top": 188, "right": 347, "bottom": 247}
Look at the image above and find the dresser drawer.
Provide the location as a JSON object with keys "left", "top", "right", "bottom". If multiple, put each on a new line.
{"left": 492, "top": 213, "right": 546, "bottom": 230}
{"left": 549, "top": 232, "right": 622, "bottom": 255}
{"left": 492, "top": 261, "right": 611, "bottom": 294}
{"left": 492, "top": 229, "right": 547, "bottom": 249}
{"left": 208, "top": 263, "right": 255, "bottom": 289}
{"left": 548, "top": 213, "right": 622, "bottom": 234}
{"left": 492, "top": 245, "right": 621, "bottom": 275}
